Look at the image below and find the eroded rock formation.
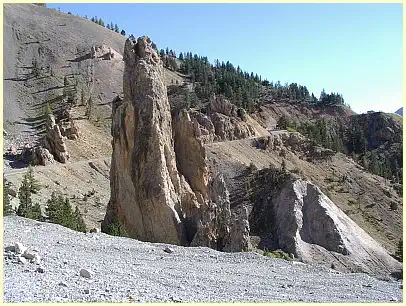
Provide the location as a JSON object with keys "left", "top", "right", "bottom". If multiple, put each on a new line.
{"left": 102, "top": 36, "right": 249, "bottom": 251}
{"left": 251, "top": 176, "right": 402, "bottom": 277}
{"left": 40, "top": 114, "right": 69, "bottom": 164}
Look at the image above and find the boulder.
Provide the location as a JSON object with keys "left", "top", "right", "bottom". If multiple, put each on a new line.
{"left": 80, "top": 268, "right": 92, "bottom": 278}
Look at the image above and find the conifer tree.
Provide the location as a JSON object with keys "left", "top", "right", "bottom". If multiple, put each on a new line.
{"left": 26, "top": 166, "right": 41, "bottom": 194}
{"left": 17, "top": 175, "right": 32, "bottom": 217}
{"left": 85, "top": 97, "right": 93, "bottom": 119}
{"left": 3, "top": 179, "right": 13, "bottom": 216}
{"left": 395, "top": 239, "right": 403, "bottom": 262}
{"left": 26, "top": 203, "right": 42, "bottom": 221}
{"left": 73, "top": 206, "right": 87, "bottom": 232}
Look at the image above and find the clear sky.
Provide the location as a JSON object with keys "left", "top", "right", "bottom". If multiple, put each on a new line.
{"left": 47, "top": 3, "right": 403, "bottom": 114}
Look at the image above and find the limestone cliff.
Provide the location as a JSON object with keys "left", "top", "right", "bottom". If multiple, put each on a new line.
{"left": 102, "top": 36, "right": 249, "bottom": 251}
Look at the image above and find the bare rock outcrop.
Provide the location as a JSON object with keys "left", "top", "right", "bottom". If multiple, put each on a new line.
{"left": 173, "top": 109, "right": 209, "bottom": 199}
{"left": 59, "top": 119, "right": 79, "bottom": 140}
{"left": 103, "top": 36, "right": 188, "bottom": 245}
{"left": 256, "top": 178, "right": 402, "bottom": 277}
{"left": 179, "top": 95, "right": 269, "bottom": 144}
{"left": 32, "top": 146, "right": 55, "bottom": 166}
{"left": 102, "top": 36, "right": 249, "bottom": 252}
{"left": 28, "top": 114, "right": 70, "bottom": 165}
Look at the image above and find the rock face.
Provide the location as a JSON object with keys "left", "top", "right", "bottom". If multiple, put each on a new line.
{"left": 32, "top": 146, "right": 55, "bottom": 166}
{"left": 103, "top": 36, "right": 188, "bottom": 245}
{"left": 59, "top": 119, "right": 79, "bottom": 140}
{"left": 253, "top": 178, "right": 402, "bottom": 277}
{"left": 173, "top": 94, "right": 270, "bottom": 144}
{"left": 102, "top": 36, "right": 249, "bottom": 251}
{"left": 42, "top": 114, "right": 70, "bottom": 163}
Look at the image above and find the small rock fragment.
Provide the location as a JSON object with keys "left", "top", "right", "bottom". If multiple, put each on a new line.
{"left": 14, "top": 243, "right": 26, "bottom": 254}
{"left": 33, "top": 253, "right": 41, "bottom": 264}
{"left": 80, "top": 268, "right": 92, "bottom": 278}
{"left": 164, "top": 247, "right": 174, "bottom": 254}
{"left": 18, "top": 256, "right": 27, "bottom": 264}
{"left": 84, "top": 289, "right": 90, "bottom": 294}
{"left": 90, "top": 228, "right": 100, "bottom": 233}
{"left": 36, "top": 267, "right": 45, "bottom": 273}
{"left": 58, "top": 282, "right": 68, "bottom": 287}
{"left": 22, "top": 249, "right": 37, "bottom": 260}
{"left": 4, "top": 245, "right": 15, "bottom": 252}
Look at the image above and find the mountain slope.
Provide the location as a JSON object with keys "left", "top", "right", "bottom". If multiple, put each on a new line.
{"left": 3, "top": 4, "right": 125, "bottom": 146}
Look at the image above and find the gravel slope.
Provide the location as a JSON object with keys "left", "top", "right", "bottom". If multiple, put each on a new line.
{"left": 3, "top": 216, "right": 403, "bottom": 302}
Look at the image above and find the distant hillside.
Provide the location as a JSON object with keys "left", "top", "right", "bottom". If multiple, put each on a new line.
{"left": 3, "top": 3, "right": 125, "bottom": 149}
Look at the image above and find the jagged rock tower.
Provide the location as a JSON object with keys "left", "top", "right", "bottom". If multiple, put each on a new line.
{"left": 102, "top": 36, "right": 250, "bottom": 250}
{"left": 102, "top": 36, "right": 188, "bottom": 245}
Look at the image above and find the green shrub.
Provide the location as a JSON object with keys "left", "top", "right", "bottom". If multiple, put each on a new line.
{"left": 263, "top": 249, "right": 292, "bottom": 261}
{"left": 106, "top": 220, "right": 128, "bottom": 237}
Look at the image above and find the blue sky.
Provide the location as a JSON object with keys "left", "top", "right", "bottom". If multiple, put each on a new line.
{"left": 47, "top": 3, "right": 403, "bottom": 114}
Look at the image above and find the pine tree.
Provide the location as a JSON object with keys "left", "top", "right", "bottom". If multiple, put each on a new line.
{"left": 27, "top": 203, "right": 42, "bottom": 221}
{"left": 80, "top": 88, "right": 85, "bottom": 106}
{"left": 26, "top": 166, "right": 41, "bottom": 194}
{"left": 17, "top": 175, "right": 32, "bottom": 217}
{"left": 106, "top": 24, "right": 110, "bottom": 30}
{"left": 45, "top": 192, "right": 63, "bottom": 224}
{"left": 114, "top": 24, "right": 119, "bottom": 33}
{"left": 120, "top": 29, "right": 126, "bottom": 36}
{"left": 16, "top": 167, "right": 42, "bottom": 219}
{"left": 281, "top": 159, "right": 287, "bottom": 173}
{"left": 395, "top": 239, "right": 403, "bottom": 262}
{"left": 85, "top": 97, "right": 93, "bottom": 119}
{"left": 3, "top": 179, "right": 13, "bottom": 216}
{"left": 73, "top": 206, "right": 87, "bottom": 232}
